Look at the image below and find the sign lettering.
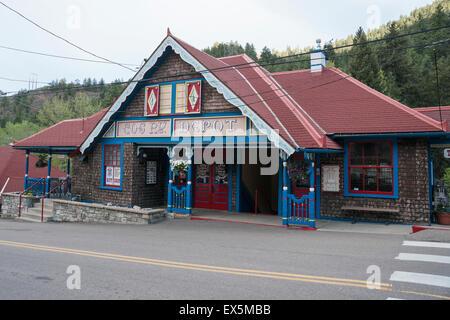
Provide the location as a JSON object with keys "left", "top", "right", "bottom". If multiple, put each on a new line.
{"left": 116, "top": 120, "right": 172, "bottom": 138}
{"left": 173, "top": 116, "right": 247, "bottom": 137}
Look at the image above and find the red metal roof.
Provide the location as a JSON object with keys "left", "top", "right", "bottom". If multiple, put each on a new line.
{"left": 14, "top": 107, "right": 110, "bottom": 148}
{"left": 0, "top": 146, "right": 66, "bottom": 203}
{"left": 271, "top": 68, "right": 444, "bottom": 135}
{"left": 172, "top": 37, "right": 340, "bottom": 149}
{"left": 415, "top": 106, "right": 450, "bottom": 131}
{"left": 16, "top": 34, "right": 447, "bottom": 153}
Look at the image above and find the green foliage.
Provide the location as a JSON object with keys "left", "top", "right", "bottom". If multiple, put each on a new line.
{"left": 0, "top": 121, "right": 43, "bottom": 145}
{"left": 442, "top": 167, "right": 450, "bottom": 187}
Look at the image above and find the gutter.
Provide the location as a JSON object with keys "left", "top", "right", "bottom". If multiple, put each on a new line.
{"left": 328, "top": 132, "right": 449, "bottom": 139}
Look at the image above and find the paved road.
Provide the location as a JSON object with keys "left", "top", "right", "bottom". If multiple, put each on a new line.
{"left": 0, "top": 218, "right": 449, "bottom": 300}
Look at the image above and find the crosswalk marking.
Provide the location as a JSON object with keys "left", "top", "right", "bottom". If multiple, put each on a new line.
{"left": 403, "top": 241, "right": 450, "bottom": 249}
{"left": 390, "top": 271, "right": 450, "bottom": 289}
{"left": 395, "top": 253, "right": 450, "bottom": 264}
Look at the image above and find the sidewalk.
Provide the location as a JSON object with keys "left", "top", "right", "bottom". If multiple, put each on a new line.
{"left": 189, "top": 209, "right": 421, "bottom": 235}
{"left": 316, "top": 219, "right": 413, "bottom": 235}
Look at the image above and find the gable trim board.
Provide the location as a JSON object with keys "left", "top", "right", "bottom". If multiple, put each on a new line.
{"left": 79, "top": 36, "right": 296, "bottom": 156}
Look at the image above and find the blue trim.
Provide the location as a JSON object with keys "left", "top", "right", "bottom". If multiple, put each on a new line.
{"left": 278, "top": 160, "right": 282, "bottom": 217}
{"left": 296, "top": 148, "right": 344, "bottom": 154}
{"left": 316, "top": 154, "right": 321, "bottom": 219}
{"left": 148, "top": 77, "right": 203, "bottom": 87}
{"left": 330, "top": 132, "right": 448, "bottom": 139}
{"left": 46, "top": 152, "right": 52, "bottom": 194}
{"left": 343, "top": 138, "right": 399, "bottom": 199}
{"left": 428, "top": 142, "right": 434, "bottom": 225}
{"left": 236, "top": 164, "right": 241, "bottom": 213}
{"left": 24, "top": 151, "right": 30, "bottom": 191}
{"left": 100, "top": 142, "right": 124, "bottom": 191}
{"left": 117, "top": 111, "right": 243, "bottom": 121}
{"left": 228, "top": 165, "right": 233, "bottom": 212}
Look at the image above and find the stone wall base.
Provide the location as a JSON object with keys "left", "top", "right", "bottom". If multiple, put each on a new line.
{"left": 51, "top": 200, "right": 166, "bottom": 225}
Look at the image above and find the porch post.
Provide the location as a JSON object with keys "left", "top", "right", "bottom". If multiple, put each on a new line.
{"left": 186, "top": 151, "right": 193, "bottom": 215}
{"left": 67, "top": 155, "right": 71, "bottom": 194}
{"left": 305, "top": 152, "right": 316, "bottom": 227}
{"left": 236, "top": 164, "right": 241, "bottom": 213}
{"left": 46, "top": 151, "right": 52, "bottom": 194}
{"left": 24, "top": 150, "right": 30, "bottom": 190}
{"left": 167, "top": 147, "right": 173, "bottom": 213}
{"left": 282, "top": 155, "right": 289, "bottom": 226}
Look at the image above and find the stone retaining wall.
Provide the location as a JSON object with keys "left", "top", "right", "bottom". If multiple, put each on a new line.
{"left": 0, "top": 193, "right": 39, "bottom": 219}
{"left": 51, "top": 200, "right": 166, "bottom": 225}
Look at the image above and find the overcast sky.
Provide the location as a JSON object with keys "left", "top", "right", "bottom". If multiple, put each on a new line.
{"left": 0, "top": 0, "right": 436, "bottom": 94}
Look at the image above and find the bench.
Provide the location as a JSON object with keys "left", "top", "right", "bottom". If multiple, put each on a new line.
{"left": 341, "top": 206, "right": 400, "bottom": 225}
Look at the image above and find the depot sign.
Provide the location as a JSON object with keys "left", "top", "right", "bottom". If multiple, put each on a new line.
{"left": 173, "top": 116, "right": 247, "bottom": 137}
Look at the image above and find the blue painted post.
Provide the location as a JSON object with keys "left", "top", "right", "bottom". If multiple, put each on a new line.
{"left": 308, "top": 161, "right": 316, "bottom": 227}
{"left": 315, "top": 154, "right": 321, "bottom": 220}
{"left": 282, "top": 159, "right": 288, "bottom": 226}
{"left": 277, "top": 158, "right": 282, "bottom": 217}
{"left": 67, "top": 156, "right": 71, "bottom": 194}
{"left": 46, "top": 152, "right": 52, "bottom": 194}
{"left": 167, "top": 148, "right": 173, "bottom": 213}
{"left": 186, "top": 158, "right": 193, "bottom": 215}
{"left": 228, "top": 165, "right": 233, "bottom": 212}
{"left": 428, "top": 142, "right": 434, "bottom": 226}
{"left": 24, "top": 150, "right": 30, "bottom": 190}
{"left": 236, "top": 164, "right": 241, "bottom": 213}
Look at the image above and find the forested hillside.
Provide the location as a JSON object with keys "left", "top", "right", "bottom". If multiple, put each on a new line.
{"left": 204, "top": 0, "right": 449, "bottom": 109}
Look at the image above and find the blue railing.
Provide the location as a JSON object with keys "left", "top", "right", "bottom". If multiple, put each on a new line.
{"left": 287, "top": 193, "right": 315, "bottom": 228}
{"left": 25, "top": 177, "right": 71, "bottom": 198}
{"left": 172, "top": 185, "right": 190, "bottom": 214}
{"left": 24, "top": 178, "right": 46, "bottom": 196}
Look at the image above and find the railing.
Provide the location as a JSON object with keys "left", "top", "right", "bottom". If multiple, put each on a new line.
{"left": 287, "top": 193, "right": 315, "bottom": 228}
{"left": 19, "top": 178, "right": 46, "bottom": 218}
{"left": 25, "top": 177, "right": 46, "bottom": 196}
{"left": 172, "top": 185, "right": 189, "bottom": 214}
{"left": 40, "top": 179, "right": 69, "bottom": 223}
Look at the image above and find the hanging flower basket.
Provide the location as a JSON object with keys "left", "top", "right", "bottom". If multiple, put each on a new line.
{"left": 171, "top": 159, "right": 189, "bottom": 176}
{"left": 287, "top": 160, "right": 310, "bottom": 185}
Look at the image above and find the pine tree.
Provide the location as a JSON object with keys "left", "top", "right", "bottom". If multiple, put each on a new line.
{"left": 348, "top": 27, "right": 386, "bottom": 93}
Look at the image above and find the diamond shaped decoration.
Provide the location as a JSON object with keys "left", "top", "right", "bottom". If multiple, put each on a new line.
{"left": 147, "top": 90, "right": 157, "bottom": 113}
{"left": 188, "top": 86, "right": 199, "bottom": 109}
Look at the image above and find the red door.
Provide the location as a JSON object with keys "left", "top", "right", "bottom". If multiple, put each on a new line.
{"left": 194, "top": 164, "right": 229, "bottom": 211}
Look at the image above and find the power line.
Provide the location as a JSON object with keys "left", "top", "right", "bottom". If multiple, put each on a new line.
{"left": 0, "top": 44, "right": 140, "bottom": 67}
{"left": 0, "top": 1, "right": 136, "bottom": 72}
{"left": 1, "top": 37, "right": 448, "bottom": 99}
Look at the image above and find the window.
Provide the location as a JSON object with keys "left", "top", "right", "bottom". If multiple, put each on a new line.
{"left": 103, "top": 145, "right": 122, "bottom": 188}
{"left": 348, "top": 141, "right": 394, "bottom": 195}
{"left": 159, "top": 85, "right": 172, "bottom": 114}
{"left": 175, "top": 83, "right": 186, "bottom": 113}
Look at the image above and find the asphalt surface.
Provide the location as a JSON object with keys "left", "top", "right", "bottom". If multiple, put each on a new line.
{"left": 0, "top": 218, "right": 449, "bottom": 300}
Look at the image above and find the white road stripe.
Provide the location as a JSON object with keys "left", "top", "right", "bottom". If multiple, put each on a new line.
{"left": 386, "top": 297, "right": 404, "bottom": 300}
{"left": 396, "top": 253, "right": 450, "bottom": 264}
{"left": 403, "top": 241, "right": 450, "bottom": 249}
{"left": 390, "top": 271, "right": 450, "bottom": 288}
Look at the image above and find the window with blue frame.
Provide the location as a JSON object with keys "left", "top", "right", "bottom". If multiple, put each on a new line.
{"left": 103, "top": 144, "right": 122, "bottom": 189}
{"left": 345, "top": 140, "right": 398, "bottom": 198}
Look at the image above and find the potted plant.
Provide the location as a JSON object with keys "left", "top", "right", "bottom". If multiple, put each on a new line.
{"left": 171, "top": 160, "right": 189, "bottom": 178}
{"left": 435, "top": 205, "right": 450, "bottom": 225}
